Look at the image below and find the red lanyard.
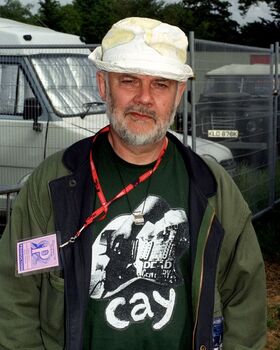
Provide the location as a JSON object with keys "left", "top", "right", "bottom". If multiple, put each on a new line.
{"left": 60, "top": 125, "right": 168, "bottom": 248}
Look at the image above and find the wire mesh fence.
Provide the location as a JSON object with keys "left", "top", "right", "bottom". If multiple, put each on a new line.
{"left": 186, "top": 37, "right": 279, "bottom": 216}
{"left": 0, "top": 39, "right": 279, "bottom": 227}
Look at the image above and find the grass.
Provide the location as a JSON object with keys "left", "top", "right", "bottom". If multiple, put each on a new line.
{"left": 233, "top": 160, "right": 280, "bottom": 215}
{"left": 267, "top": 305, "right": 280, "bottom": 330}
{"left": 253, "top": 203, "right": 280, "bottom": 262}
{"left": 266, "top": 297, "right": 280, "bottom": 350}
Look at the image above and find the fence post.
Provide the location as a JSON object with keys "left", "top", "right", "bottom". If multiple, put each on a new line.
{"left": 184, "top": 31, "right": 196, "bottom": 152}
{"left": 273, "top": 42, "right": 279, "bottom": 205}
{"left": 268, "top": 44, "right": 275, "bottom": 208}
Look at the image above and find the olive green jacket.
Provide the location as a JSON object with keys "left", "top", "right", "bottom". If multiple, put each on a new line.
{"left": 0, "top": 133, "right": 266, "bottom": 350}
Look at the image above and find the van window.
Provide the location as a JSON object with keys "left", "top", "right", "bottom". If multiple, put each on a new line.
{"left": 243, "top": 77, "right": 271, "bottom": 95}
{"left": 204, "top": 75, "right": 272, "bottom": 96}
{"left": 31, "top": 55, "right": 103, "bottom": 117}
{"left": 204, "top": 77, "right": 242, "bottom": 94}
{"left": 0, "top": 64, "right": 35, "bottom": 116}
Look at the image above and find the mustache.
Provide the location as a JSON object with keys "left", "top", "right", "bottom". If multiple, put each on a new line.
{"left": 124, "top": 106, "right": 157, "bottom": 120}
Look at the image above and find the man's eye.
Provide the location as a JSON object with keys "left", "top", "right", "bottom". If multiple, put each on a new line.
{"left": 121, "top": 79, "right": 134, "bottom": 84}
{"left": 154, "top": 82, "right": 168, "bottom": 89}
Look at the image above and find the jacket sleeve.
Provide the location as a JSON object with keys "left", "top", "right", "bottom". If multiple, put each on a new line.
{"left": 0, "top": 183, "right": 46, "bottom": 349}
{"left": 219, "top": 217, "right": 267, "bottom": 350}
{"left": 208, "top": 161, "right": 267, "bottom": 350}
{"left": 0, "top": 153, "right": 66, "bottom": 349}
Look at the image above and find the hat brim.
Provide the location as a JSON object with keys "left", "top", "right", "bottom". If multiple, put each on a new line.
{"left": 89, "top": 46, "right": 194, "bottom": 82}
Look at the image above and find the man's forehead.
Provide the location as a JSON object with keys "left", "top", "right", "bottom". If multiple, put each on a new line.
{"left": 108, "top": 72, "right": 178, "bottom": 83}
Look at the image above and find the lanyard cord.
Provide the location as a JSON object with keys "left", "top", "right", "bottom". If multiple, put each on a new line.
{"left": 113, "top": 152, "right": 153, "bottom": 218}
{"left": 60, "top": 126, "right": 168, "bottom": 248}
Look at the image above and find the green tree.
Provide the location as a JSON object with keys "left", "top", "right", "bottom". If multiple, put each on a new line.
{"left": 73, "top": 0, "right": 109, "bottom": 43}
{"left": 2, "top": 0, "right": 275, "bottom": 48}
{"left": 237, "top": 0, "right": 279, "bottom": 21}
{"left": 58, "top": 4, "right": 81, "bottom": 35}
{"left": 37, "top": 0, "right": 63, "bottom": 31}
{"left": 73, "top": 0, "right": 164, "bottom": 43}
{"left": 270, "top": 0, "right": 280, "bottom": 20}
{"left": 240, "top": 19, "right": 280, "bottom": 48}
{"left": 236, "top": 0, "right": 279, "bottom": 47}
{"left": 116, "top": 0, "right": 163, "bottom": 18}
{"left": 0, "top": 0, "right": 33, "bottom": 23}
{"left": 159, "top": 2, "right": 194, "bottom": 31}
{"left": 177, "top": 0, "right": 240, "bottom": 43}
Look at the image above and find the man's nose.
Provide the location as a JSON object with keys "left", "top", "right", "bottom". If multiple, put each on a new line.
{"left": 133, "top": 83, "right": 153, "bottom": 105}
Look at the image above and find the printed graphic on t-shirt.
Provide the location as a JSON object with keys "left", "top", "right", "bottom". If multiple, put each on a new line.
{"left": 89, "top": 195, "right": 189, "bottom": 330}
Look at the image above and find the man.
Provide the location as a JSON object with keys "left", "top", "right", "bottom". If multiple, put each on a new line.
{"left": 0, "top": 17, "right": 266, "bottom": 350}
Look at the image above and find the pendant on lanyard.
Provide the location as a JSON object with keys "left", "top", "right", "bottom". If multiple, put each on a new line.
{"left": 59, "top": 126, "right": 168, "bottom": 248}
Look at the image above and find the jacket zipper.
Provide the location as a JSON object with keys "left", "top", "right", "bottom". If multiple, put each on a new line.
{"left": 192, "top": 211, "right": 215, "bottom": 350}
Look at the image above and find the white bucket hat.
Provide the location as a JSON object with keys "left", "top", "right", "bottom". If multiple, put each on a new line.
{"left": 88, "top": 17, "right": 194, "bottom": 82}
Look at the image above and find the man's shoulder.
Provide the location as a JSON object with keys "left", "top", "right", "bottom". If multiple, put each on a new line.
{"left": 32, "top": 150, "right": 69, "bottom": 183}
{"left": 31, "top": 136, "right": 93, "bottom": 183}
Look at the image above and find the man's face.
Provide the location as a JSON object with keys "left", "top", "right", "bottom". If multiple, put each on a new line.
{"left": 97, "top": 72, "right": 186, "bottom": 146}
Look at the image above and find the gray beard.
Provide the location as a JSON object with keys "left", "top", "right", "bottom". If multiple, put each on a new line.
{"left": 106, "top": 103, "right": 176, "bottom": 147}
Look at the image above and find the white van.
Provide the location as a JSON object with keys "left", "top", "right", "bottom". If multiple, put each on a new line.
{"left": 0, "top": 18, "right": 107, "bottom": 187}
{"left": 0, "top": 18, "right": 234, "bottom": 212}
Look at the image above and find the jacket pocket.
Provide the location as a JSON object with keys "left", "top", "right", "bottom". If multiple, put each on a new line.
{"left": 48, "top": 270, "right": 64, "bottom": 292}
{"left": 39, "top": 272, "right": 65, "bottom": 349}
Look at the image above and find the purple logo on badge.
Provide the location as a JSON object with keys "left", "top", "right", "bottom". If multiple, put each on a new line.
{"left": 31, "top": 240, "right": 53, "bottom": 263}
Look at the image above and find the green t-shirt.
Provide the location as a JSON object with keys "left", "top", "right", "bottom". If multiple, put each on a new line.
{"left": 83, "top": 134, "right": 192, "bottom": 350}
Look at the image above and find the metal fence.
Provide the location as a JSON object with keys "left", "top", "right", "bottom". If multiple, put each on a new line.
{"left": 0, "top": 38, "right": 279, "bottom": 228}
{"left": 186, "top": 36, "right": 280, "bottom": 217}
{"left": 0, "top": 184, "right": 21, "bottom": 234}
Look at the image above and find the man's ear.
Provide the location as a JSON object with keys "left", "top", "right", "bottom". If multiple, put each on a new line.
{"left": 175, "top": 82, "right": 186, "bottom": 108}
{"left": 96, "top": 71, "right": 107, "bottom": 101}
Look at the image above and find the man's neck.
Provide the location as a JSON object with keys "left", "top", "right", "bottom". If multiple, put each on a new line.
{"left": 108, "top": 129, "right": 166, "bottom": 165}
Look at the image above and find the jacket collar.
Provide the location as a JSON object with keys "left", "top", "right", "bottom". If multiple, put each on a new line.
{"left": 62, "top": 130, "right": 217, "bottom": 198}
